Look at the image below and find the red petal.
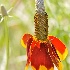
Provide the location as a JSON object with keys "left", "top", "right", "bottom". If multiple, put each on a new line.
{"left": 48, "top": 36, "right": 68, "bottom": 60}
{"left": 31, "top": 40, "right": 40, "bottom": 48}
{"left": 22, "top": 34, "right": 33, "bottom": 45}
{"left": 48, "top": 36, "right": 66, "bottom": 54}
{"left": 31, "top": 43, "right": 54, "bottom": 70}
{"left": 21, "top": 34, "right": 33, "bottom": 64}
{"left": 21, "top": 34, "right": 33, "bottom": 48}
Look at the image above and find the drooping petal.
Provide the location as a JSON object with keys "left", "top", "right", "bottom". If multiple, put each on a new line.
{"left": 21, "top": 34, "right": 33, "bottom": 48}
{"left": 21, "top": 34, "right": 33, "bottom": 65}
{"left": 48, "top": 44, "right": 60, "bottom": 67}
{"left": 31, "top": 42, "right": 54, "bottom": 70}
{"left": 48, "top": 36, "right": 68, "bottom": 60}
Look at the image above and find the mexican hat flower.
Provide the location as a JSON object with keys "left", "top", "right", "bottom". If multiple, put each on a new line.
{"left": 21, "top": 0, "right": 68, "bottom": 70}
{"left": 21, "top": 34, "right": 68, "bottom": 70}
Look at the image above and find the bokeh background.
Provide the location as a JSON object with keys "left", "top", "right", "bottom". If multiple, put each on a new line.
{"left": 0, "top": 0, "right": 70, "bottom": 70}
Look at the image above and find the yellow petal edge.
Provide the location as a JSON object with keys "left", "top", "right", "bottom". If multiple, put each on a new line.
{"left": 32, "top": 65, "right": 54, "bottom": 70}
{"left": 57, "top": 48, "right": 68, "bottom": 60}
{"left": 57, "top": 62, "right": 63, "bottom": 70}
{"left": 21, "top": 39, "right": 26, "bottom": 48}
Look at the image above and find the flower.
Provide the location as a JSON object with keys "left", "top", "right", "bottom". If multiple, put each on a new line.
{"left": 21, "top": 1, "right": 68, "bottom": 69}
{"left": 21, "top": 34, "right": 68, "bottom": 70}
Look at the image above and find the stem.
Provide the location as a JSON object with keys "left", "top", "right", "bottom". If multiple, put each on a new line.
{"left": 1, "top": 5, "right": 9, "bottom": 70}
{"left": 34, "top": 0, "right": 48, "bottom": 41}
{"left": 35, "top": 0, "right": 45, "bottom": 13}
{"left": 4, "top": 17, "right": 9, "bottom": 70}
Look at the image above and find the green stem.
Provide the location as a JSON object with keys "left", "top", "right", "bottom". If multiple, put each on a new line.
{"left": 4, "top": 16, "right": 9, "bottom": 70}
{"left": 1, "top": 5, "right": 9, "bottom": 70}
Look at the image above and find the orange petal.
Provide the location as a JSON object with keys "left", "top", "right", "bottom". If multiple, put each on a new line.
{"left": 21, "top": 34, "right": 32, "bottom": 48}
{"left": 48, "top": 36, "right": 68, "bottom": 60}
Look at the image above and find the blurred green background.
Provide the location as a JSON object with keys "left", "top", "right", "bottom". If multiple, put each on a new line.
{"left": 0, "top": 0, "right": 70, "bottom": 70}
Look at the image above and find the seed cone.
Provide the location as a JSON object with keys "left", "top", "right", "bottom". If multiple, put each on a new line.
{"left": 34, "top": 12, "right": 48, "bottom": 41}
